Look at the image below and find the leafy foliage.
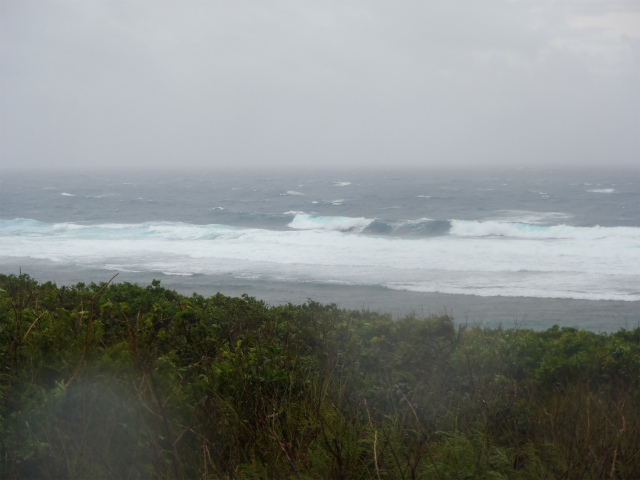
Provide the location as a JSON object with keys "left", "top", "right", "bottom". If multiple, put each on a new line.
{"left": 0, "top": 273, "right": 638, "bottom": 479}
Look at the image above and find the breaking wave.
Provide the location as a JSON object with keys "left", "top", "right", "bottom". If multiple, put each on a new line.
{"left": 2, "top": 218, "right": 638, "bottom": 302}
{"left": 450, "top": 220, "right": 636, "bottom": 240}
{"left": 288, "top": 214, "right": 374, "bottom": 232}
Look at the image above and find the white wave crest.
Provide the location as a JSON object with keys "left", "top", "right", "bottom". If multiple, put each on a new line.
{"left": 488, "top": 210, "right": 573, "bottom": 224}
{"left": 588, "top": 189, "right": 615, "bottom": 193}
{"left": 288, "top": 213, "right": 374, "bottom": 232}
{"left": 449, "top": 220, "right": 636, "bottom": 240}
{"left": 2, "top": 218, "right": 639, "bottom": 302}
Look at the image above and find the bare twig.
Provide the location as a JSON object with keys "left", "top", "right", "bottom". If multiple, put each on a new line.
{"left": 271, "top": 396, "right": 302, "bottom": 480}
{"left": 22, "top": 310, "right": 48, "bottom": 342}
{"left": 401, "top": 392, "right": 425, "bottom": 435}
{"left": 401, "top": 392, "right": 444, "bottom": 480}
{"left": 610, "top": 399, "right": 627, "bottom": 479}
{"left": 363, "top": 395, "right": 381, "bottom": 480}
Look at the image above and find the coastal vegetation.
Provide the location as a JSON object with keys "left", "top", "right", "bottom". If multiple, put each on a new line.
{"left": 0, "top": 273, "right": 638, "bottom": 479}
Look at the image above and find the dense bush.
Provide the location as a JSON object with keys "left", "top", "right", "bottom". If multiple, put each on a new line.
{"left": 0, "top": 273, "right": 638, "bottom": 479}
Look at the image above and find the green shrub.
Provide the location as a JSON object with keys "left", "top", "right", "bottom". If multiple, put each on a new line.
{"left": 0, "top": 273, "right": 638, "bottom": 479}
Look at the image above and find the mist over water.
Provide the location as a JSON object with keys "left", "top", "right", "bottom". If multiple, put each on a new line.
{"left": 1, "top": 167, "right": 638, "bottom": 328}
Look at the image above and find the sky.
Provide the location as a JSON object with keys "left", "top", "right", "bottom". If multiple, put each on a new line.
{"left": 1, "top": 0, "right": 639, "bottom": 170}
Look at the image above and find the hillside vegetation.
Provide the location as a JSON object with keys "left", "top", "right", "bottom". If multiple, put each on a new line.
{"left": 0, "top": 273, "right": 638, "bottom": 479}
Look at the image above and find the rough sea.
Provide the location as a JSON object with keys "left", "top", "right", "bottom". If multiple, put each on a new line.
{"left": 1, "top": 167, "right": 638, "bottom": 331}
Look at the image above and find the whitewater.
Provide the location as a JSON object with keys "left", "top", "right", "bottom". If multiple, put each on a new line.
{"left": 1, "top": 167, "right": 638, "bottom": 328}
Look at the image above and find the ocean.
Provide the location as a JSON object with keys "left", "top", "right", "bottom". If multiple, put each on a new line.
{"left": 1, "top": 167, "right": 638, "bottom": 331}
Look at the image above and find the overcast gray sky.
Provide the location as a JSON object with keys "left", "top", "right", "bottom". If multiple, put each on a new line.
{"left": 1, "top": 0, "right": 639, "bottom": 170}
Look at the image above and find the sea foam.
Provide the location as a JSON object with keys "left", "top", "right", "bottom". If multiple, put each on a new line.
{"left": 288, "top": 213, "right": 374, "bottom": 232}
{"left": 2, "top": 218, "right": 639, "bottom": 302}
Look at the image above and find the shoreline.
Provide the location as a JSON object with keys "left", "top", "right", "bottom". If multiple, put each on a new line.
{"left": 2, "top": 257, "right": 638, "bottom": 332}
